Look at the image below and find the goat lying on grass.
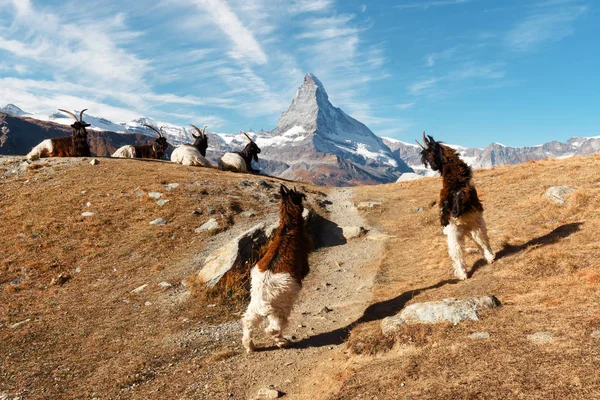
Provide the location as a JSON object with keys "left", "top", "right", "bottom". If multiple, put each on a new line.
{"left": 112, "top": 124, "right": 170, "bottom": 159}
{"left": 27, "top": 109, "right": 91, "bottom": 159}
{"left": 417, "top": 132, "right": 495, "bottom": 280}
{"left": 242, "top": 185, "right": 310, "bottom": 352}
{"left": 170, "top": 124, "right": 211, "bottom": 167}
{"left": 218, "top": 133, "right": 261, "bottom": 174}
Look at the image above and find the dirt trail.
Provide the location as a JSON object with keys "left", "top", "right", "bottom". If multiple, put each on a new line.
{"left": 200, "top": 187, "right": 386, "bottom": 399}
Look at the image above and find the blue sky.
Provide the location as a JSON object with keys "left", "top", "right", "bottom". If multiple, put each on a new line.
{"left": 0, "top": 0, "right": 597, "bottom": 147}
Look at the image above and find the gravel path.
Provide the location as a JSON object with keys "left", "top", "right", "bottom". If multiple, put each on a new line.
{"left": 196, "top": 187, "right": 386, "bottom": 399}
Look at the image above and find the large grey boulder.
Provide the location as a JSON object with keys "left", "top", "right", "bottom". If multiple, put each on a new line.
{"left": 381, "top": 296, "right": 501, "bottom": 336}
{"left": 544, "top": 186, "right": 574, "bottom": 205}
{"left": 197, "top": 223, "right": 270, "bottom": 287}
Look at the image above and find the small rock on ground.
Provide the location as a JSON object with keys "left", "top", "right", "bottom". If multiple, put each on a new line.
{"left": 544, "top": 186, "right": 574, "bottom": 205}
{"left": 81, "top": 212, "right": 94, "bottom": 217}
{"left": 195, "top": 218, "right": 219, "bottom": 233}
{"left": 527, "top": 332, "right": 553, "bottom": 344}
{"left": 150, "top": 218, "right": 167, "bottom": 225}
{"left": 156, "top": 199, "right": 170, "bottom": 206}
{"left": 167, "top": 183, "right": 180, "bottom": 190}
{"left": 89, "top": 159, "right": 99, "bottom": 165}
{"left": 148, "top": 192, "right": 163, "bottom": 199}
{"left": 592, "top": 330, "right": 600, "bottom": 339}
{"left": 239, "top": 180, "right": 253, "bottom": 186}
{"left": 356, "top": 201, "right": 382, "bottom": 209}
{"left": 253, "top": 387, "right": 283, "bottom": 399}
{"left": 468, "top": 332, "right": 490, "bottom": 339}
{"left": 158, "top": 281, "right": 173, "bottom": 288}
{"left": 131, "top": 284, "right": 148, "bottom": 294}
{"left": 341, "top": 226, "right": 368, "bottom": 240}
{"left": 241, "top": 210, "right": 256, "bottom": 218}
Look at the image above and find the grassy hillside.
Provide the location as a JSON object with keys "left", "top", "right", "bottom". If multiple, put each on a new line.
{"left": 1, "top": 154, "right": 599, "bottom": 399}
{"left": 343, "top": 155, "right": 600, "bottom": 399}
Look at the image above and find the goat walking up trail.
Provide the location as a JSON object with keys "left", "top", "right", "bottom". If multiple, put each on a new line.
{"left": 206, "top": 188, "right": 387, "bottom": 399}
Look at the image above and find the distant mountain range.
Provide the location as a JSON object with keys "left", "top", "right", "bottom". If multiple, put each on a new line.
{"left": 1, "top": 73, "right": 599, "bottom": 186}
{"left": 383, "top": 135, "right": 600, "bottom": 179}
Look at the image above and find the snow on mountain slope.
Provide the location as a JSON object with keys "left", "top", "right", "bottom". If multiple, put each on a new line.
{"left": 250, "top": 73, "right": 411, "bottom": 185}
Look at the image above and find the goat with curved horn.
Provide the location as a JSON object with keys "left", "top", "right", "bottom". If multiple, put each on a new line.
{"left": 27, "top": 108, "right": 92, "bottom": 159}
{"left": 170, "top": 124, "right": 212, "bottom": 167}
{"left": 415, "top": 132, "right": 495, "bottom": 281}
{"left": 112, "top": 123, "right": 170, "bottom": 159}
{"left": 218, "top": 132, "right": 262, "bottom": 174}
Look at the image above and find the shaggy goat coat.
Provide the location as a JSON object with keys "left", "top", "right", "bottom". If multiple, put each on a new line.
{"left": 417, "top": 133, "right": 495, "bottom": 280}
{"left": 242, "top": 185, "right": 310, "bottom": 352}
{"left": 112, "top": 145, "right": 137, "bottom": 158}
{"left": 170, "top": 145, "right": 212, "bottom": 167}
{"left": 27, "top": 110, "right": 91, "bottom": 159}
{"left": 218, "top": 152, "right": 248, "bottom": 172}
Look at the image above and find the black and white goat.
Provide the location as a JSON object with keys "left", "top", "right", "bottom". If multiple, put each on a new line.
{"left": 112, "top": 124, "right": 170, "bottom": 159}
{"left": 170, "top": 124, "right": 211, "bottom": 167}
{"left": 242, "top": 185, "right": 310, "bottom": 352}
{"left": 218, "top": 133, "right": 261, "bottom": 174}
{"left": 416, "top": 132, "right": 495, "bottom": 280}
{"left": 27, "top": 109, "right": 91, "bottom": 159}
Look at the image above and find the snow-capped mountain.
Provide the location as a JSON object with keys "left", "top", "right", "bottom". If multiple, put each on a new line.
{"left": 0, "top": 104, "right": 29, "bottom": 117}
{"left": 249, "top": 73, "right": 412, "bottom": 185}
{"left": 383, "top": 135, "right": 600, "bottom": 175}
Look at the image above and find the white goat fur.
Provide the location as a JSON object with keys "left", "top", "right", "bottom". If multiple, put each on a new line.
{"left": 219, "top": 152, "right": 248, "bottom": 173}
{"left": 443, "top": 210, "right": 495, "bottom": 280}
{"left": 27, "top": 139, "right": 54, "bottom": 160}
{"left": 112, "top": 145, "right": 136, "bottom": 158}
{"left": 170, "top": 144, "right": 212, "bottom": 167}
{"left": 242, "top": 266, "right": 301, "bottom": 352}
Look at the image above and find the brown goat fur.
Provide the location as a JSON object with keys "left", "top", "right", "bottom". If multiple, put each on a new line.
{"left": 130, "top": 138, "right": 170, "bottom": 159}
{"left": 27, "top": 109, "right": 91, "bottom": 159}
{"left": 242, "top": 184, "right": 311, "bottom": 352}
{"left": 257, "top": 185, "right": 310, "bottom": 283}
{"left": 418, "top": 133, "right": 483, "bottom": 226}
{"left": 417, "top": 132, "right": 494, "bottom": 280}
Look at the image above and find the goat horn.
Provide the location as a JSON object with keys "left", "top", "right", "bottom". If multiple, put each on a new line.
{"left": 243, "top": 132, "right": 253, "bottom": 142}
{"left": 415, "top": 140, "right": 425, "bottom": 150}
{"left": 202, "top": 125, "right": 207, "bottom": 134}
{"left": 79, "top": 109, "right": 88, "bottom": 122}
{"left": 189, "top": 124, "right": 205, "bottom": 137}
{"left": 158, "top": 127, "right": 166, "bottom": 138}
{"left": 143, "top": 124, "right": 161, "bottom": 137}
{"left": 422, "top": 131, "right": 429, "bottom": 145}
{"left": 58, "top": 109, "right": 79, "bottom": 122}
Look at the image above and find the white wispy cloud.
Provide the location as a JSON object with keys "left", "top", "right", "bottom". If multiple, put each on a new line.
{"left": 396, "top": 102, "right": 416, "bottom": 110}
{"left": 396, "top": 0, "right": 474, "bottom": 10}
{"left": 506, "top": 3, "right": 587, "bottom": 52}
{"left": 409, "top": 78, "right": 440, "bottom": 95}
{"left": 193, "top": 0, "right": 268, "bottom": 64}
{"left": 425, "top": 47, "right": 458, "bottom": 67}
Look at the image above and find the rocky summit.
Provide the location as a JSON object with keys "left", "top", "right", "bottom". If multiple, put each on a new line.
{"left": 253, "top": 73, "right": 412, "bottom": 186}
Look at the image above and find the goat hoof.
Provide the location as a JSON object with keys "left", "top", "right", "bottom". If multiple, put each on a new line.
{"left": 454, "top": 271, "right": 468, "bottom": 280}
{"left": 275, "top": 338, "right": 290, "bottom": 349}
{"left": 243, "top": 340, "right": 255, "bottom": 353}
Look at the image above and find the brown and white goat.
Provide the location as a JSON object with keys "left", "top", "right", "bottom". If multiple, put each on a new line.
{"left": 170, "top": 124, "right": 211, "bottom": 167}
{"left": 218, "top": 133, "right": 261, "bottom": 174}
{"left": 242, "top": 185, "right": 310, "bottom": 352}
{"left": 417, "top": 132, "right": 495, "bottom": 280}
{"left": 27, "top": 109, "right": 91, "bottom": 159}
{"left": 112, "top": 124, "right": 170, "bottom": 159}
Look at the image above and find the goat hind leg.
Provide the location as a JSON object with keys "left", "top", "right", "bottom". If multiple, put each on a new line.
{"left": 242, "top": 311, "right": 261, "bottom": 353}
{"left": 446, "top": 223, "right": 468, "bottom": 280}
{"left": 266, "top": 314, "right": 290, "bottom": 349}
{"left": 470, "top": 216, "right": 495, "bottom": 264}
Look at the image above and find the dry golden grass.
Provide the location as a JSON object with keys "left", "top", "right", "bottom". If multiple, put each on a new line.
{"left": 337, "top": 155, "right": 600, "bottom": 399}
{"left": 0, "top": 157, "right": 314, "bottom": 399}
